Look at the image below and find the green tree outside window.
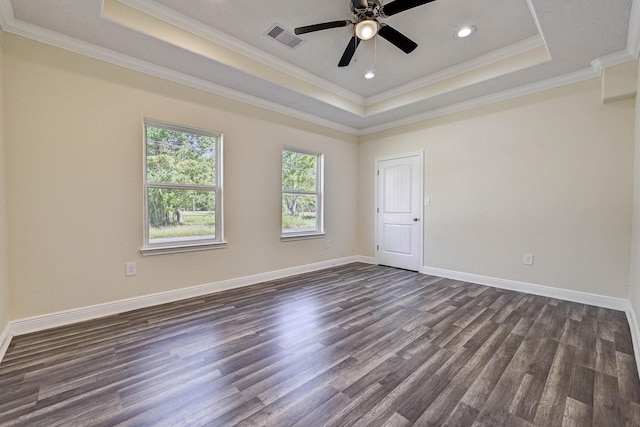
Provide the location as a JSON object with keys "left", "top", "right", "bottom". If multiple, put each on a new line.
{"left": 144, "top": 120, "right": 222, "bottom": 248}
{"left": 282, "top": 148, "right": 323, "bottom": 234}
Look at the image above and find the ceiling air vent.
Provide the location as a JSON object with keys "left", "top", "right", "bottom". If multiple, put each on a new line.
{"left": 265, "top": 25, "right": 305, "bottom": 49}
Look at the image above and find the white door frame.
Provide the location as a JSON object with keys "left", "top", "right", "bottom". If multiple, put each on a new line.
{"left": 374, "top": 151, "right": 424, "bottom": 271}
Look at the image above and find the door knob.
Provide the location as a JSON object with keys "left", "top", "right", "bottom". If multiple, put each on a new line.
{"left": 413, "top": 218, "right": 420, "bottom": 222}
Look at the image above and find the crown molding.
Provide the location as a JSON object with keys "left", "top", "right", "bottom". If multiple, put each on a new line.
{"left": 0, "top": 11, "right": 620, "bottom": 137}
{"left": 120, "top": 0, "right": 551, "bottom": 117}
{"left": 629, "top": 0, "right": 640, "bottom": 58}
{"left": 119, "top": 0, "right": 552, "bottom": 112}
{"left": 525, "top": 0, "right": 548, "bottom": 51}
{"left": 366, "top": 35, "right": 547, "bottom": 106}
{"left": 591, "top": 49, "right": 638, "bottom": 72}
{"left": 0, "top": 0, "right": 636, "bottom": 136}
{"left": 0, "top": 6, "right": 359, "bottom": 135}
{"left": 118, "top": 0, "right": 366, "bottom": 106}
{"left": 359, "top": 66, "right": 600, "bottom": 135}
{"left": 367, "top": 0, "right": 547, "bottom": 106}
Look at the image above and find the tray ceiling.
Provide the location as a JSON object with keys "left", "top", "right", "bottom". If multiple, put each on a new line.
{"left": 1, "top": 0, "right": 638, "bottom": 134}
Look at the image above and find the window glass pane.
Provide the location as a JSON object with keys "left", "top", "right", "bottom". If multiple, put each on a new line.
{"left": 148, "top": 188, "right": 216, "bottom": 243}
{"left": 282, "top": 193, "right": 317, "bottom": 232}
{"left": 282, "top": 150, "right": 317, "bottom": 192}
{"left": 146, "top": 125, "right": 216, "bottom": 185}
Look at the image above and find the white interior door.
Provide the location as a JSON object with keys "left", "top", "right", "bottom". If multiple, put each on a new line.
{"left": 376, "top": 153, "right": 423, "bottom": 271}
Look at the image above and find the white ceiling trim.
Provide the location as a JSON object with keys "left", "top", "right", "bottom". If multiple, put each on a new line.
{"left": 591, "top": 50, "right": 638, "bottom": 73}
{"left": 525, "top": 0, "right": 547, "bottom": 52}
{"left": 365, "top": 45, "right": 550, "bottom": 119}
{"left": 591, "top": 0, "right": 640, "bottom": 71}
{"left": 1, "top": 0, "right": 638, "bottom": 137}
{"left": 0, "top": 0, "right": 359, "bottom": 135}
{"left": 102, "top": 0, "right": 366, "bottom": 117}
{"left": 104, "top": 0, "right": 553, "bottom": 121}
{"left": 115, "top": 0, "right": 551, "bottom": 115}
{"left": 629, "top": 0, "right": 640, "bottom": 58}
{"left": 361, "top": 1, "right": 640, "bottom": 136}
{"left": 366, "top": 34, "right": 548, "bottom": 106}
{"left": 118, "top": 0, "right": 366, "bottom": 106}
{"left": 367, "top": 0, "right": 548, "bottom": 106}
{"left": 361, "top": 67, "right": 601, "bottom": 135}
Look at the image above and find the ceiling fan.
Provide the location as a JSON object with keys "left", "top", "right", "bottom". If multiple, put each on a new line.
{"left": 294, "top": 0, "right": 436, "bottom": 67}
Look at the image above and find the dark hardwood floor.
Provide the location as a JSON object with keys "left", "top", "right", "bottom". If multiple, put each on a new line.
{"left": 1, "top": 263, "right": 640, "bottom": 426}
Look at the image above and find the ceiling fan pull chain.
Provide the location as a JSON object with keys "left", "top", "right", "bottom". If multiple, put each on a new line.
{"left": 373, "top": 34, "right": 378, "bottom": 76}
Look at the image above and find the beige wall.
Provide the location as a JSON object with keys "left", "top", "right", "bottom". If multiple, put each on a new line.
{"left": 630, "top": 59, "right": 640, "bottom": 318}
{"left": 0, "top": 31, "right": 9, "bottom": 332}
{"left": 2, "top": 30, "right": 638, "bottom": 322}
{"left": 359, "top": 78, "right": 635, "bottom": 298}
{"left": 4, "top": 35, "right": 359, "bottom": 319}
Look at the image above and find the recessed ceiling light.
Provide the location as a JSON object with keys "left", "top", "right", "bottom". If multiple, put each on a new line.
{"left": 364, "top": 71, "right": 375, "bottom": 79}
{"left": 456, "top": 25, "right": 476, "bottom": 38}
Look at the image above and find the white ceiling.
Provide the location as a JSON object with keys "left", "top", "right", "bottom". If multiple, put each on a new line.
{"left": 1, "top": 0, "right": 638, "bottom": 134}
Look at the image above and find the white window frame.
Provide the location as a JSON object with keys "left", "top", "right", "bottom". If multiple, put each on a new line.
{"left": 141, "top": 118, "right": 225, "bottom": 255}
{"left": 281, "top": 146, "right": 325, "bottom": 240}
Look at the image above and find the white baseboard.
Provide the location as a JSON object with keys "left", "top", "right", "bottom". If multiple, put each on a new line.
{"left": 9, "top": 255, "right": 374, "bottom": 337}
{"left": 0, "top": 323, "right": 11, "bottom": 362}
{"left": 422, "top": 265, "right": 640, "bottom": 379}
{"left": 625, "top": 302, "right": 640, "bottom": 379}
{"left": 4, "top": 256, "right": 637, "bottom": 374}
{"left": 356, "top": 255, "right": 375, "bottom": 264}
{"left": 421, "top": 265, "right": 629, "bottom": 311}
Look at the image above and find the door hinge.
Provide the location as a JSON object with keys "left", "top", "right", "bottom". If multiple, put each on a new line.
{"left": 377, "top": 170, "right": 379, "bottom": 176}
{"left": 377, "top": 208, "right": 379, "bottom": 213}
{"left": 376, "top": 245, "right": 379, "bottom": 250}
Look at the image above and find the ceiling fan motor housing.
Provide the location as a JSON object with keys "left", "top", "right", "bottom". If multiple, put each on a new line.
{"left": 351, "top": 0, "right": 384, "bottom": 21}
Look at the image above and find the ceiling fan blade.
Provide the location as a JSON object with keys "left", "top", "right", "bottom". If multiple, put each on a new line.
{"left": 352, "top": 0, "right": 368, "bottom": 9}
{"left": 338, "top": 36, "right": 361, "bottom": 67}
{"left": 294, "top": 20, "right": 351, "bottom": 35}
{"left": 381, "top": 0, "right": 436, "bottom": 17}
{"left": 378, "top": 25, "right": 418, "bottom": 53}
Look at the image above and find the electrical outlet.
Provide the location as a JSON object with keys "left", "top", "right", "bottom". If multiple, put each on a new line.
{"left": 126, "top": 262, "right": 137, "bottom": 277}
{"left": 326, "top": 239, "right": 331, "bottom": 249}
{"left": 523, "top": 254, "right": 534, "bottom": 266}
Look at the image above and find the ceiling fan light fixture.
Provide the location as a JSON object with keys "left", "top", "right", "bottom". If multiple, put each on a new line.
{"left": 456, "top": 25, "right": 476, "bottom": 38}
{"left": 355, "top": 19, "right": 379, "bottom": 40}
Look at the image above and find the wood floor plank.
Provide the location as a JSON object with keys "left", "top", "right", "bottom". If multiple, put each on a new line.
{"left": 1, "top": 263, "right": 639, "bottom": 426}
{"left": 442, "top": 401, "right": 480, "bottom": 426}
{"left": 460, "top": 332, "right": 525, "bottom": 411}
{"left": 592, "top": 371, "right": 624, "bottom": 427}
{"left": 617, "top": 351, "right": 640, "bottom": 403}
{"left": 562, "top": 396, "right": 592, "bottom": 427}
{"left": 533, "top": 342, "right": 575, "bottom": 426}
{"left": 508, "top": 340, "right": 557, "bottom": 422}
{"left": 595, "top": 337, "right": 618, "bottom": 376}
{"left": 317, "top": 384, "right": 390, "bottom": 427}
{"left": 413, "top": 380, "right": 467, "bottom": 426}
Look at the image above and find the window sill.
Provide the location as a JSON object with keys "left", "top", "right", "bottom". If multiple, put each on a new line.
{"left": 281, "top": 233, "right": 326, "bottom": 242}
{"left": 141, "top": 241, "right": 227, "bottom": 256}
